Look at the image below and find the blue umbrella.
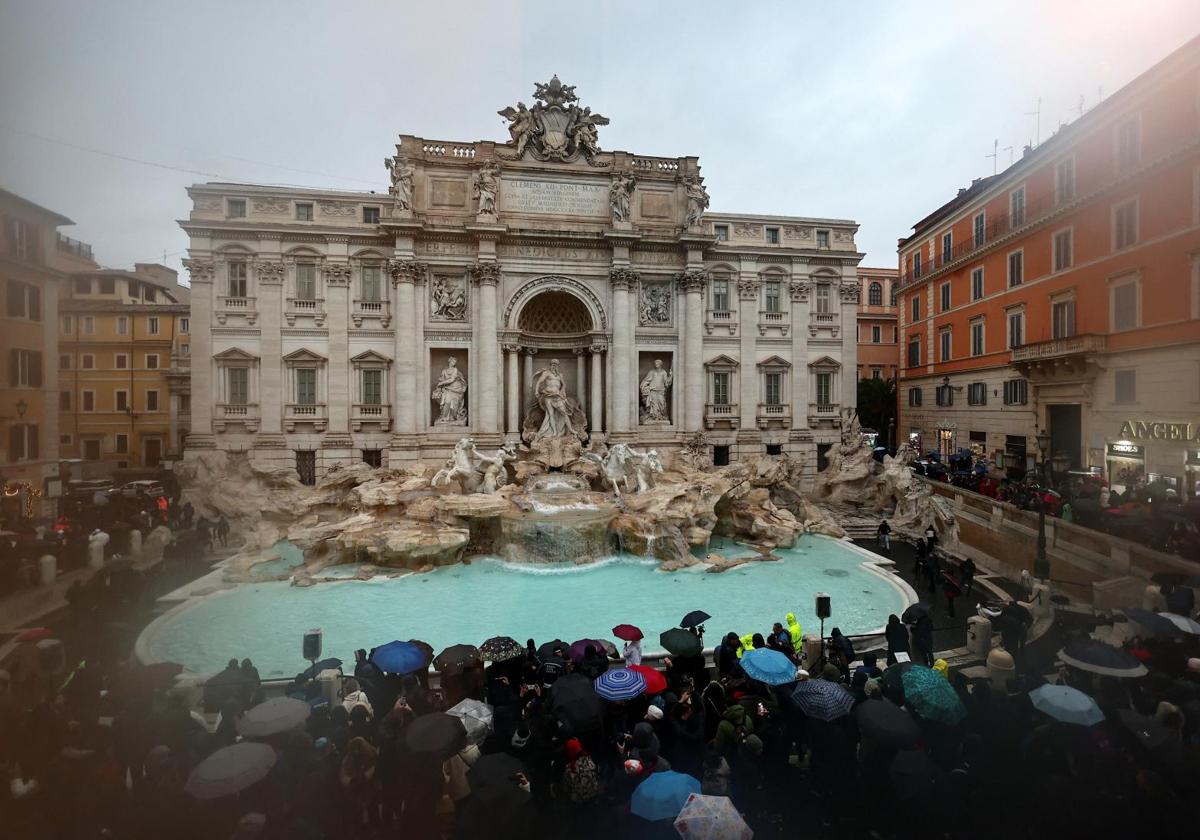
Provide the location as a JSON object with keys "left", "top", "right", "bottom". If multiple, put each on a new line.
{"left": 901, "top": 666, "right": 966, "bottom": 725}
{"left": 631, "top": 770, "right": 701, "bottom": 821}
{"left": 1058, "top": 639, "right": 1148, "bottom": 678}
{"left": 594, "top": 667, "right": 646, "bottom": 702}
{"left": 1029, "top": 684, "right": 1104, "bottom": 727}
{"left": 791, "top": 679, "right": 855, "bottom": 721}
{"left": 740, "top": 648, "right": 796, "bottom": 686}
{"left": 370, "top": 641, "right": 430, "bottom": 675}
{"left": 1123, "top": 607, "right": 1180, "bottom": 638}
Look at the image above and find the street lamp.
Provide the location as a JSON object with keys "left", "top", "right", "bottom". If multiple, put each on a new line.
{"left": 1034, "top": 428, "right": 1051, "bottom": 580}
{"left": 15, "top": 399, "right": 28, "bottom": 419}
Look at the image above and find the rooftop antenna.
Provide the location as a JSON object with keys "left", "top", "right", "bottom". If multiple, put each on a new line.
{"left": 1076, "top": 95, "right": 1085, "bottom": 118}
{"left": 1025, "top": 96, "right": 1042, "bottom": 146}
{"left": 1003, "top": 145, "right": 1014, "bottom": 166}
{"left": 986, "top": 139, "right": 999, "bottom": 175}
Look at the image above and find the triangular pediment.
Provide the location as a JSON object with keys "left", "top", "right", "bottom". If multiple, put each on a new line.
{"left": 351, "top": 350, "right": 392, "bottom": 364}
{"left": 282, "top": 348, "right": 328, "bottom": 364}
{"left": 757, "top": 355, "right": 792, "bottom": 369}
{"left": 807, "top": 355, "right": 842, "bottom": 369}
{"left": 704, "top": 354, "right": 740, "bottom": 369}
{"left": 212, "top": 347, "right": 259, "bottom": 362}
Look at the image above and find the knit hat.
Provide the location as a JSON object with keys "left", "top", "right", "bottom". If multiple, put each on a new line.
{"left": 645, "top": 705, "right": 664, "bottom": 722}
{"left": 623, "top": 759, "right": 643, "bottom": 776}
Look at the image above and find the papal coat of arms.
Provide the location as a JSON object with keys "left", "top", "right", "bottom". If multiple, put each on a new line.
{"left": 498, "top": 76, "right": 610, "bottom": 165}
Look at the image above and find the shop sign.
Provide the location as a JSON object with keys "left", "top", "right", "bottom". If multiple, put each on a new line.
{"left": 1107, "top": 441, "right": 1145, "bottom": 458}
{"left": 1117, "top": 420, "right": 1200, "bottom": 442}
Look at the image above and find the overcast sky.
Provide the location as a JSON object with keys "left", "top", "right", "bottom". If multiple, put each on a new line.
{"left": 2, "top": 1, "right": 1198, "bottom": 276}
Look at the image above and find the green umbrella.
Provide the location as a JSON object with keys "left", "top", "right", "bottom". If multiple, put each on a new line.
{"left": 900, "top": 666, "right": 966, "bottom": 725}
{"left": 659, "top": 628, "right": 702, "bottom": 657}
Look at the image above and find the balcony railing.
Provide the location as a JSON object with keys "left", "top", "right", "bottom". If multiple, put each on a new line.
{"left": 285, "top": 403, "right": 328, "bottom": 432}
{"left": 704, "top": 403, "right": 739, "bottom": 429}
{"left": 56, "top": 233, "right": 93, "bottom": 261}
{"left": 285, "top": 297, "right": 326, "bottom": 326}
{"left": 214, "top": 403, "right": 259, "bottom": 432}
{"left": 757, "top": 403, "right": 791, "bottom": 428}
{"left": 352, "top": 403, "right": 392, "bottom": 431}
{"left": 1010, "top": 333, "right": 1106, "bottom": 363}
{"left": 759, "top": 310, "right": 787, "bottom": 322}
{"left": 808, "top": 402, "right": 838, "bottom": 423}
{"left": 353, "top": 299, "right": 391, "bottom": 327}
{"left": 705, "top": 309, "right": 736, "bottom": 335}
{"left": 216, "top": 296, "right": 257, "bottom": 325}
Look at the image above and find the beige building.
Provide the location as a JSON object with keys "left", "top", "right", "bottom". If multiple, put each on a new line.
{"left": 181, "top": 78, "right": 862, "bottom": 483}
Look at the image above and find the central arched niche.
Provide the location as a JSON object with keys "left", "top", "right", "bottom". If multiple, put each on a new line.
{"left": 517, "top": 290, "right": 593, "bottom": 335}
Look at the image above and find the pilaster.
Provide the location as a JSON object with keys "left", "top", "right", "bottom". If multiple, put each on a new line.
{"left": 676, "top": 269, "right": 707, "bottom": 432}
{"left": 182, "top": 258, "right": 216, "bottom": 448}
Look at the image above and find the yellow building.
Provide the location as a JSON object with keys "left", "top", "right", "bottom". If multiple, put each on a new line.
{"left": 1, "top": 188, "right": 93, "bottom": 523}
{"left": 59, "top": 264, "right": 191, "bottom": 469}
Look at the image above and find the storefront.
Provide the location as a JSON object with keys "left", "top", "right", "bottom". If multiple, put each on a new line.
{"left": 1104, "top": 418, "right": 1200, "bottom": 497}
{"left": 1188, "top": 449, "right": 1200, "bottom": 500}
{"left": 1105, "top": 441, "right": 1146, "bottom": 495}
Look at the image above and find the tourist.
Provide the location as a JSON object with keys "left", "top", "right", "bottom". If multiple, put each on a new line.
{"left": 785, "top": 612, "right": 804, "bottom": 657}
{"left": 925, "top": 524, "right": 937, "bottom": 551}
{"left": 877, "top": 517, "right": 892, "bottom": 552}
{"left": 943, "top": 569, "right": 962, "bottom": 618}
{"left": 716, "top": 633, "right": 743, "bottom": 679}
{"left": 622, "top": 636, "right": 642, "bottom": 667}
{"left": 912, "top": 613, "right": 935, "bottom": 667}
{"left": 854, "top": 653, "right": 883, "bottom": 682}
{"left": 240, "top": 657, "right": 261, "bottom": 706}
{"left": 885, "top": 614, "right": 910, "bottom": 665}
{"left": 828, "top": 628, "right": 855, "bottom": 679}
{"left": 215, "top": 515, "right": 230, "bottom": 547}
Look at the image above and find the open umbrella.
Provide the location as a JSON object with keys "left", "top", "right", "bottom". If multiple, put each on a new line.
{"left": 594, "top": 667, "right": 648, "bottom": 701}
{"left": 15, "top": 627, "right": 53, "bottom": 643}
{"left": 673, "top": 793, "right": 753, "bottom": 840}
{"left": 1029, "top": 684, "right": 1104, "bottom": 727}
{"left": 1123, "top": 607, "right": 1181, "bottom": 638}
{"left": 238, "top": 697, "right": 311, "bottom": 738}
{"left": 680, "top": 610, "right": 712, "bottom": 629}
{"left": 901, "top": 666, "right": 966, "bottom": 725}
{"left": 467, "top": 752, "right": 526, "bottom": 792}
{"left": 855, "top": 698, "right": 922, "bottom": 749}
{"left": 739, "top": 649, "right": 796, "bottom": 686}
{"left": 480, "top": 636, "right": 524, "bottom": 662}
{"left": 296, "top": 657, "right": 342, "bottom": 682}
{"left": 446, "top": 698, "right": 493, "bottom": 745}
{"left": 370, "top": 640, "right": 432, "bottom": 675}
{"left": 568, "top": 639, "right": 609, "bottom": 663}
{"left": 550, "top": 673, "right": 604, "bottom": 732}
{"left": 184, "top": 742, "right": 276, "bottom": 800}
{"left": 1161, "top": 613, "right": 1200, "bottom": 635}
{"left": 405, "top": 712, "right": 467, "bottom": 760}
{"left": 660, "top": 628, "right": 703, "bottom": 658}
{"left": 791, "top": 679, "right": 855, "bottom": 722}
{"left": 901, "top": 603, "right": 930, "bottom": 624}
{"left": 631, "top": 770, "right": 701, "bottom": 822}
{"left": 1058, "top": 639, "right": 1148, "bottom": 678}
{"left": 537, "top": 640, "right": 570, "bottom": 663}
{"left": 433, "top": 644, "right": 481, "bottom": 675}
{"left": 880, "top": 661, "right": 917, "bottom": 705}
{"left": 629, "top": 664, "right": 668, "bottom": 695}
{"left": 890, "top": 748, "right": 939, "bottom": 801}
{"left": 1117, "top": 709, "right": 1176, "bottom": 757}
{"left": 613, "top": 624, "right": 645, "bottom": 642}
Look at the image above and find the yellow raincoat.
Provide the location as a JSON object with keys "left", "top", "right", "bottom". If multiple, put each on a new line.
{"left": 785, "top": 613, "right": 803, "bottom": 650}
{"left": 737, "top": 633, "right": 756, "bottom": 658}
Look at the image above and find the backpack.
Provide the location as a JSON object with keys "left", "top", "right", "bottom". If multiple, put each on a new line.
{"left": 564, "top": 755, "right": 601, "bottom": 803}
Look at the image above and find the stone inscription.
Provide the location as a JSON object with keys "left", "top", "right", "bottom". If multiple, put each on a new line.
{"left": 500, "top": 177, "right": 608, "bottom": 217}
{"left": 497, "top": 243, "right": 605, "bottom": 261}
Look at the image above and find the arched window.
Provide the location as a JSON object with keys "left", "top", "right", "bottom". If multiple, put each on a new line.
{"left": 868, "top": 282, "right": 883, "bottom": 306}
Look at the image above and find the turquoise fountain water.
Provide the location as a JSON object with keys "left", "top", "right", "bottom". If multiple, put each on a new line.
{"left": 139, "top": 535, "right": 910, "bottom": 679}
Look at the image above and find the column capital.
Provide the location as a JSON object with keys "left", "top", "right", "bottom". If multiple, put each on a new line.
{"left": 502, "top": 342, "right": 521, "bottom": 353}
{"left": 388, "top": 259, "right": 428, "bottom": 285}
{"left": 572, "top": 347, "right": 589, "bottom": 356}
{"left": 674, "top": 269, "right": 708, "bottom": 293}
{"left": 609, "top": 267, "right": 640, "bottom": 290}
{"left": 182, "top": 258, "right": 215, "bottom": 284}
{"left": 737, "top": 276, "right": 761, "bottom": 301}
{"left": 839, "top": 283, "right": 861, "bottom": 304}
{"left": 523, "top": 347, "right": 539, "bottom": 356}
{"left": 471, "top": 261, "right": 501, "bottom": 286}
{"left": 589, "top": 343, "right": 608, "bottom": 354}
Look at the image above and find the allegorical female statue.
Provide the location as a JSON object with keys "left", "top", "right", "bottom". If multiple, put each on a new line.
{"left": 639, "top": 359, "right": 673, "bottom": 422}
{"left": 432, "top": 357, "right": 468, "bottom": 424}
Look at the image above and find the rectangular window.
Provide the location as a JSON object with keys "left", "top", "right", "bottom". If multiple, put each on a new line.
{"left": 1112, "top": 280, "right": 1139, "bottom": 331}
{"left": 83, "top": 315, "right": 94, "bottom": 334}
{"left": 1114, "top": 369, "right": 1137, "bottom": 403}
{"left": 973, "top": 212, "right": 985, "bottom": 247}
{"left": 936, "top": 384, "right": 953, "bottom": 406}
{"left": 907, "top": 336, "right": 921, "bottom": 367}
{"left": 871, "top": 325, "right": 881, "bottom": 343}
{"left": 228, "top": 262, "right": 248, "bottom": 297}
{"left": 1116, "top": 117, "right": 1140, "bottom": 171}
{"left": 970, "top": 320, "right": 984, "bottom": 356}
{"left": 361, "top": 265, "right": 382, "bottom": 301}
{"left": 815, "top": 372, "right": 832, "bottom": 405}
{"left": 764, "top": 281, "right": 781, "bottom": 313}
{"left": 296, "top": 202, "right": 314, "bottom": 221}
{"left": 712, "top": 279, "right": 729, "bottom": 311}
{"left": 712, "top": 372, "right": 730, "bottom": 405}
{"left": 940, "top": 330, "right": 952, "bottom": 362}
{"left": 295, "top": 368, "right": 317, "bottom": 405}
{"left": 59, "top": 391, "right": 70, "bottom": 411}
{"left": 967, "top": 382, "right": 987, "bottom": 405}
{"left": 816, "top": 230, "right": 830, "bottom": 248}
{"left": 363, "top": 449, "right": 382, "bottom": 467}
{"left": 1056, "top": 158, "right": 1075, "bottom": 203}
{"left": 912, "top": 251, "right": 922, "bottom": 279}
{"left": 911, "top": 295, "right": 921, "bottom": 321}
{"left": 115, "top": 433, "right": 128, "bottom": 454}
{"left": 1003, "top": 379, "right": 1028, "bottom": 405}
{"left": 296, "top": 264, "right": 317, "bottom": 300}
{"left": 815, "top": 284, "right": 831, "bottom": 313}
{"left": 362, "top": 369, "right": 382, "bottom": 405}
{"left": 60, "top": 354, "right": 70, "bottom": 370}
{"left": 765, "top": 227, "right": 780, "bottom": 244}
{"left": 116, "top": 315, "right": 128, "bottom": 335}
{"left": 61, "top": 315, "right": 73, "bottom": 333}
{"left": 180, "top": 344, "right": 189, "bottom": 356}
{"left": 227, "top": 198, "right": 246, "bottom": 218}
{"left": 1052, "top": 229, "right": 1073, "bottom": 272}
{"left": 714, "top": 225, "right": 728, "bottom": 241}
{"left": 7, "top": 218, "right": 32, "bottom": 260}
{"left": 1010, "top": 186, "right": 1026, "bottom": 227}
{"left": 971, "top": 267, "right": 984, "bottom": 301}
{"left": 1052, "top": 299, "right": 1076, "bottom": 339}
{"left": 941, "top": 232, "right": 952, "bottom": 263}
{"left": 227, "top": 368, "right": 248, "bottom": 405}
{"left": 362, "top": 206, "right": 380, "bottom": 224}
{"left": 146, "top": 390, "right": 159, "bottom": 411}
{"left": 871, "top": 368, "right": 882, "bottom": 380}
{"left": 74, "top": 277, "right": 91, "bottom": 294}
{"left": 9, "top": 349, "right": 42, "bottom": 387}
{"left": 99, "top": 277, "right": 115, "bottom": 294}
{"left": 1008, "top": 250, "right": 1024, "bottom": 287}
{"left": 115, "top": 353, "right": 128, "bottom": 370}
{"left": 82, "top": 391, "right": 95, "bottom": 412}
{"left": 179, "top": 317, "right": 189, "bottom": 333}
{"left": 82, "top": 353, "right": 94, "bottom": 369}
{"left": 8, "top": 424, "right": 38, "bottom": 461}
{"left": 143, "top": 286, "right": 155, "bottom": 303}
{"left": 908, "top": 387, "right": 923, "bottom": 407}
{"left": 1113, "top": 199, "right": 1138, "bottom": 250}
{"left": 145, "top": 354, "right": 159, "bottom": 370}
{"left": 115, "top": 390, "right": 129, "bottom": 412}
{"left": 765, "top": 372, "right": 783, "bottom": 405}
{"left": 1008, "top": 311, "right": 1024, "bottom": 348}
{"left": 5, "top": 280, "right": 41, "bottom": 320}
{"left": 940, "top": 282, "right": 951, "bottom": 312}
{"left": 147, "top": 316, "right": 160, "bottom": 335}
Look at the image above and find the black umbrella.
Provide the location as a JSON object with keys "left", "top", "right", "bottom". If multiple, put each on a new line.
{"left": 659, "top": 628, "right": 703, "bottom": 657}
{"left": 901, "top": 603, "right": 930, "bottom": 624}
{"left": 856, "top": 698, "right": 922, "bottom": 749}
{"left": 1117, "top": 709, "right": 1178, "bottom": 760}
{"left": 433, "top": 644, "right": 482, "bottom": 675}
{"left": 537, "top": 640, "right": 570, "bottom": 663}
{"left": 467, "top": 752, "right": 526, "bottom": 792}
{"left": 1151, "top": 571, "right": 1192, "bottom": 587}
{"left": 456, "top": 783, "right": 533, "bottom": 837}
{"left": 405, "top": 713, "right": 468, "bottom": 759}
{"left": 890, "top": 748, "right": 939, "bottom": 800}
{"left": 549, "top": 673, "right": 603, "bottom": 733}
{"left": 680, "top": 610, "right": 712, "bottom": 628}
{"left": 1058, "top": 640, "right": 1148, "bottom": 678}
{"left": 295, "top": 657, "right": 342, "bottom": 682}
{"left": 480, "top": 636, "right": 524, "bottom": 662}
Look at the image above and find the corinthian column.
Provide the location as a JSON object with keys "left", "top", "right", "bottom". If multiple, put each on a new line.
{"left": 472, "top": 261, "right": 501, "bottom": 435}
{"left": 574, "top": 348, "right": 587, "bottom": 413}
{"left": 388, "top": 259, "right": 425, "bottom": 436}
{"left": 590, "top": 343, "right": 605, "bottom": 434}
{"left": 676, "top": 269, "right": 708, "bottom": 432}
{"left": 504, "top": 343, "right": 520, "bottom": 438}
{"left": 610, "top": 268, "right": 638, "bottom": 434}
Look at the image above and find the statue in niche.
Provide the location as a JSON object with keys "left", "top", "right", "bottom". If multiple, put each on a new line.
{"left": 639, "top": 283, "right": 671, "bottom": 325}
{"left": 385, "top": 156, "right": 415, "bottom": 210}
{"left": 430, "top": 276, "right": 466, "bottom": 321}
{"left": 432, "top": 357, "right": 468, "bottom": 425}
{"left": 523, "top": 358, "right": 587, "bottom": 444}
{"left": 609, "top": 173, "right": 635, "bottom": 222}
{"left": 683, "top": 176, "right": 710, "bottom": 227}
{"left": 473, "top": 162, "right": 500, "bottom": 218}
{"left": 639, "top": 359, "right": 673, "bottom": 423}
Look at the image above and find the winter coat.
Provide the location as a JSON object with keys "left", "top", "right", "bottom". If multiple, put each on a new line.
{"left": 885, "top": 622, "right": 910, "bottom": 654}
{"left": 623, "top": 640, "right": 643, "bottom": 667}
{"left": 737, "top": 634, "right": 756, "bottom": 658}
{"left": 712, "top": 704, "right": 754, "bottom": 754}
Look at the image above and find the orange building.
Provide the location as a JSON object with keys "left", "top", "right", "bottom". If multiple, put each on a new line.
{"left": 896, "top": 36, "right": 1200, "bottom": 497}
{"left": 856, "top": 267, "right": 899, "bottom": 381}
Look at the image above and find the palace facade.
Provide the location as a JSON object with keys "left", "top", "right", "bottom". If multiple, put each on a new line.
{"left": 181, "top": 79, "right": 862, "bottom": 484}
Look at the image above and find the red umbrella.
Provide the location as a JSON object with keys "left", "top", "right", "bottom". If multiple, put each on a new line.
{"left": 612, "top": 624, "right": 644, "bottom": 642}
{"left": 629, "top": 664, "right": 668, "bottom": 695}
{"left": 15, "top": 627, "right": 53, "bottom": 643}
{"left": 111, "top": 662, "right": 184, "bottom": 701}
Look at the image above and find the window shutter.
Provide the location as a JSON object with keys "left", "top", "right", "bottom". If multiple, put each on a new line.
{"left": 8, "top": 425, "right": 19, "bottom": 460}
{"left": 29, "top": 286, "right": 40, "bottom": 321}
{"left": 30, "top": 351, "right": 42, "bottom": 387}
{"left": 8, "top": 349, "right": 17, "bottom": 386}
{"left": 5, "top": 280, "right": 20, "bottom": 316}
{"left": 28, "top": 424, "right": 38, "bottom": 459}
